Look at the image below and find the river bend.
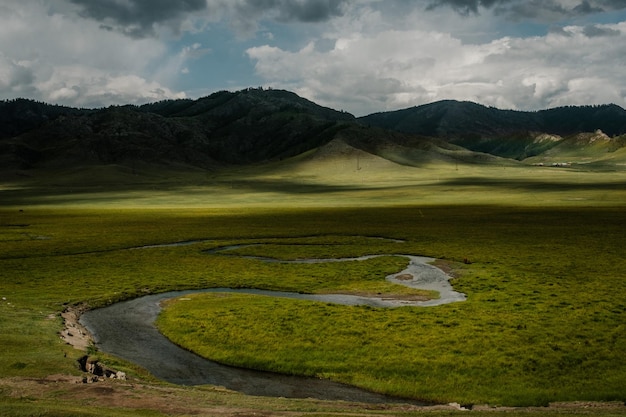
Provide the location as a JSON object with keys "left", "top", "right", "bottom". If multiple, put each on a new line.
{"left": 80, "top": 249, "right": 465, "bottom": 402}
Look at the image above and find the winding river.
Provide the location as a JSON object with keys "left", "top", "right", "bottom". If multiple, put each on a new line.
{"left": 80, "top": 244, "right": 465, "bottom": 403}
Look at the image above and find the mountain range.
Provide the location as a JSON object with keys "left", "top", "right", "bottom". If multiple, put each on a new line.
{"left": 359, "top": 100, "right": 626, "bottom": 159}
{"left": 2, "top": 88, "right": 626, "bottom": 178}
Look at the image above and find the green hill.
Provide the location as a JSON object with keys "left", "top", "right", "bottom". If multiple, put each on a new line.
{"left": 359, "top": 101, "right": 626, "bottom": 160}
{"left": 0, "top": 88, "right": 354, "bottom": 173}
{"left": 3, "top": 91, "right": 626, "bottom": 188}
{"left": 525, "top": 132, "right": 626, "bottom": 168}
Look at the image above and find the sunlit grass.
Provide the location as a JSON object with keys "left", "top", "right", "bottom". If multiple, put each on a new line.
{"left": 2, "top": 202, "right": 623, "bottom": 406}
{"left": 155, "top": 206, "right": 626, "bottom": 406}
{"left": 2, "top": 159, "right": 626, "bottom": 412}
{"left": 3, "top": 159, "right": 626, "bottom": 208}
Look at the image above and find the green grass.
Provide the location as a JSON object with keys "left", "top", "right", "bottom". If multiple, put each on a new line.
{"left": 154, "top": 207, "right": 626, "bottom": 406}
{"left": 159, "top": 291, "right": 625, "bottom": 406}
{"left": 3, "top": 158, "right": 626, "bottom": 208}
{"left": 2, "top": 158, "right": 626, "bottom": 414}
{"left": 0, "top": 400, "right": 166, "bottom": 417}
{"left": 2, "top": 205, "right": 625, "bottom": 409}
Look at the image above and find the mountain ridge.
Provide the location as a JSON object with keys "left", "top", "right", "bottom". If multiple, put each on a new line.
{"left": 0, "top": 88, "right": 354, "bottom": 171}
{"left": 359, "top": 100, "right": 626, "bottom": 136}
{"left": 2, "top": 90, "right": 626, "bottom": 176}
{"left": 358, "top": 100, "right": 626, "bottom": 159}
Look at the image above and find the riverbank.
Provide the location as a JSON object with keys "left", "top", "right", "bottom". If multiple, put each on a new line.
{"left": 4, "top": 206, "right": 619, "bottom": 411}
{"left": 61, "top": 250, "right": 463, "bottom": 351}
{"left": 63, "top": 250, "right": 460, "bottom": 402}
{"left": 60, "top": 304, "right": 92, "bottom": 351}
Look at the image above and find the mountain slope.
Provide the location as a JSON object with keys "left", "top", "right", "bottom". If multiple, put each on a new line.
{"left": 0, "top": 89, "right": 355, "bottom": 171}
{"left": 359, "top": 101, "right": 626, "bottom": 159}
{"left": 268, "top": 124, "right": 515, "bottom": 180}
{"left": 525, "top": 131, "right": 626, "bottom": 167}
{"left": 334, "top": 125, "right": 509, "bottom": 166}
{"left": 3, "top": 92, "right": 626, "bottom": 181}
{"left": 0, "top": 99, "right": 86, "bottom": 140}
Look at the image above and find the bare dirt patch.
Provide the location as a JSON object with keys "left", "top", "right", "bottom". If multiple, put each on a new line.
{"left": 2, "top": 376, "right": 625, "bottom": 416}
{"left": 59, "top": 304, "right": 92, "bottom": 351}
{"left": 0, "top": 376, "right": 453, "bottom": 416}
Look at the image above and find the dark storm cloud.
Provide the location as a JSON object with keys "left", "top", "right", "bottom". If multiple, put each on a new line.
{"left": 598, "top": 0, "right": 626, "bottom": 9}
{"left": 498, "top": 0, "right": 572, "bottom": 21}
{"left": 239, "top": 0, "right": 348, "bottom": 23}
{"left": 427, "top": 0, "right": 626, "bottom": 19}
{"left": 502, "top": 0, "right": 626, "bottom": 20}
{"left": 70, "top": 0, "right": 207, "bottom": 37}
{"left": 583, "top": 24, "right": 621, "bottom": 36}
{"left": 69, "top": 0, "right": 348, "bottom": 38}
{"left": 426, "top": 0, "right": 507, "bottom": 16}
{"left": 573, "top": 0, "right": 605, "bottom": 14}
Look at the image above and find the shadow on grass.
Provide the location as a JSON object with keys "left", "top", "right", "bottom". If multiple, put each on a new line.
{"left": 437, "top": 177, "right": 626, "bottom": 191}
{"left": 0, "top": 178, "right": 407, "bottom": 206}
{"left": 3, "top": 175, "right": 626, "bottom": 206}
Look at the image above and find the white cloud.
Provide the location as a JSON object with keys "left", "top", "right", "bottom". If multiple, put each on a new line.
{"left": 247, "top": 16, "right": 626, "bottom": 115}
{"left": 0, "top": 1, "right": 186, "bottom": 107}
{"left": 3, "top": 0, "right": 626, "bottom": 114}
{"left": 40, "top": 69, "right": 186, "bottom": 108}
{"left": 180, "top": 43, "right": 212, "bottom": 60}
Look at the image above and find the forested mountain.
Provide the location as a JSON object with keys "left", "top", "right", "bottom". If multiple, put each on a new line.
{"left": 0, "top": 99, "right": 86, "bottom": 140}
{"left": 0, "top": 88, "right": 354, "bottom": 170}
{"left": 359, "top": 101, "right": 626, "bottom": 138}
{"left": 359, "top": 101, "right": 626, "bottom": 159}
{"left": 1, "top": 90, "right": 626, "bottom": 174}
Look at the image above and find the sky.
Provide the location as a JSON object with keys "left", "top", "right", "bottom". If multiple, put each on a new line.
{"left": 2, "top": 0, "right": 626, "bottom": 116}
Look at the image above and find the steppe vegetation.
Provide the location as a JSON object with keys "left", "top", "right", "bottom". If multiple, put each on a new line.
{"left": 1, "top": 158, "right": 626, "bottom": 415}
{"left": 156, "top": 203, "right": 626, "bottom": 406}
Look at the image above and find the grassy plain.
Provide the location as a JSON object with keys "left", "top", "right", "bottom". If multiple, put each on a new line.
{"left": 156, "top": 205, "right": 626, "bottom": 406}
{"left": 1, "top": 159, "right": 626, "bottom": 415}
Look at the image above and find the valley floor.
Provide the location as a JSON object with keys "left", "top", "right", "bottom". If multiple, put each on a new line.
{"left": 2, "top": 376, "right": 626, "bottom": 416}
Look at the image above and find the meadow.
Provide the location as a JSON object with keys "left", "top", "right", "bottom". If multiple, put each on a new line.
{"left": 1, "top": 160, "right": 626, "bottom": 415}
{"left": 154, "top": 205, "right": 626, "bottom": 406}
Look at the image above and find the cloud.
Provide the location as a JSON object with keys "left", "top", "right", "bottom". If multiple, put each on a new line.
{"left": 427, "top": 0, "right": 507, "bottom": 16}
{"left": 0, "top": 1, "right": 186, "bottom": 107}
{"left": 429, "top": 0, "right": 626, "bottom": 20}
{"left": 0, "top": 54, "right": 37, "bottom": 97}
{"left": 223, "top": 0, "right": 351, "bottom": 37}
{"left": 70, "top": 0, "right": 207, "bottom": 38}
{"left": 573, "top": 0, "right": 605, "bottom": 14}
{"left": 247, "top": 20, "right": 626, "bottom": 115}
{"left": 498, "top": 1, "right": 573, "bottom": 21}
{"left": 61, "top": 0, "right": 626, "bottom": 41}
{"left": 583, "top": 23, "right": 621, "bottom": 35}
{"left": 4, "top": 0, "right": 626, "bottom": 113}
{"left": 42, "top": 71, "right": 186, "bottom": 107}
{"left": 67, "top": 0, "right": 350, "bottom": 38}
{"left": 590, "top": 0, "right": 626, "bottom": 11}
{"left": 180, "top": 43, "right": 212, "bottom": 59}
{"left": 244, "top": 0, "right": 348, "bottom": 22}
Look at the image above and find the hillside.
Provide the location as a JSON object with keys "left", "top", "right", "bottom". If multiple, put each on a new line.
{"left": 359, "top": 101, "right": 626, "bottom": 159}
{"left": 0, "top": 99, "right": 87, "bottom": 140}
{"left": 0, "top": 88, "right": 354, "bottom": 172}
{"left": 525, "top": 130, "right": 626, "bottom": 167}
{"left": 269, "top": 125, "right": 509, "bottom": 175}
{"left": 340, "top": 126, "right": 508, "bottom": 166}
{"left": 3, "top": 91, "right": 626, "bottom": 184}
